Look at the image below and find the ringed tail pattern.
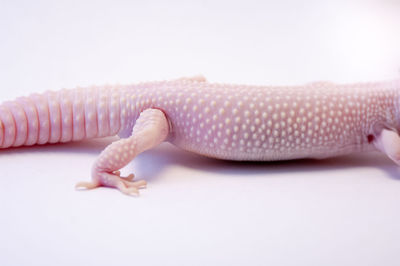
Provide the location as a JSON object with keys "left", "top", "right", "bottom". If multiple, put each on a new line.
{"left": 0, "top": 86, "right": 126, "bottom": 148}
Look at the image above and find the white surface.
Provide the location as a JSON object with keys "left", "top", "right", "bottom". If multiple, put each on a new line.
{"left": 1, "top": 0, "right": 400, "bottom": 265}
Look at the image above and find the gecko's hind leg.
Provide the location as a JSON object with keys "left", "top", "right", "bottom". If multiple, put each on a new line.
{"left": 75, "top": 108, "right": 169, "bottom": 196}
{"left": 373, "top": 128, "right": 400, "bottom": 165}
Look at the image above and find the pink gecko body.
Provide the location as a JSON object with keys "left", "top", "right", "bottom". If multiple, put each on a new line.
{"left": 1, "top": 76, "right": 400, "bottom": 195}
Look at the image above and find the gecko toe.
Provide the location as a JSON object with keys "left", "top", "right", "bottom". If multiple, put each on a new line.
{"left": 123, "top": 173, "right": 135, "bottom": 181}
{"left": 75, "top": 181, "right": 100, "bottom": 190}
{"left": 113, "top": 171, "right": 135, "bottom": 181}
{"left": 113, "top": 171, "right": 121, "bottom": 176}
{"left": 122, "top": 179, "right": 146, "bottom": 189}
{"left": 117, "top": 182, "right": 140, "bottom": 196}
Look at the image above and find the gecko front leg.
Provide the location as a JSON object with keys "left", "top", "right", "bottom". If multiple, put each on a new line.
{"left": 76, "top": 108, "right": 170, "bottom": 196}
{"left": 373, "top": 128, "right": 400, "bottom": 165}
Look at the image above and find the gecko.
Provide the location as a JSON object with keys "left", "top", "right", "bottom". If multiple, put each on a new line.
{"left": 1, "top": 75, "right": 400, "bottom": 196}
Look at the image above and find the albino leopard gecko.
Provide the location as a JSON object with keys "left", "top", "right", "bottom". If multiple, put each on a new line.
{"left": 1, "top": 76, "right": 400, "bottom": 196}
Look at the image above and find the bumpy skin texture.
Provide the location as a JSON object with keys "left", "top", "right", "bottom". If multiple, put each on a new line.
{"left": 1, "top": 77, "right": 400, "bottom": 195}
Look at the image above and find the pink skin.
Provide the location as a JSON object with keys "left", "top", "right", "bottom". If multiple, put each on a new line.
{"left": 16, "top": 96, "right": 39, "bottom": 146}
{"left": 0, "top": 76, "right": 400, "bottom": 196}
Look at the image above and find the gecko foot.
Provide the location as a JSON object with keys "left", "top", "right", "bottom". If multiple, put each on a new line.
{"left": 75, "top": 171, "right": 147, "bottom": 196}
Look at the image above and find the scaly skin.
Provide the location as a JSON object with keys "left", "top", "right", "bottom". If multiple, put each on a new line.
{"left": 1, "top": 76, "right": 400, "bottom": 195}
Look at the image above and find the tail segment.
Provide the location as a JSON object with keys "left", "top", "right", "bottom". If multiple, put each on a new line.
{"left": 0, "top": 85, "right": 125, "bottom": 149}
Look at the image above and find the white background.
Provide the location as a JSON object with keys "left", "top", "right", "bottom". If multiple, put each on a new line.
{"left": 1, "top": 0, "right": 400, "bottom": 265}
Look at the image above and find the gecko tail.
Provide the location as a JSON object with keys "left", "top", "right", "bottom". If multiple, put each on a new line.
{"left": 0, "top": 118, "right": 3, "bottom": 148}
{"left": 0, "top": 102, "right": 24, "bottom": 149}
{"left": 0, "top": 105, "right": 13, "bottom": 149}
